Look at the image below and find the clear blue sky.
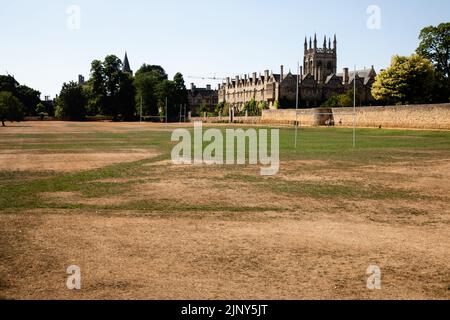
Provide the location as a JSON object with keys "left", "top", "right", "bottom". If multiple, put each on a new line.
{"left": 1, "top": 0, "right": 449, "bottom": 97}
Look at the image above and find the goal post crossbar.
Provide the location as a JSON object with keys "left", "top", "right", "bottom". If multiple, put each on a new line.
{"left": 294, "top": 110, "right": 358, "bottom": 148}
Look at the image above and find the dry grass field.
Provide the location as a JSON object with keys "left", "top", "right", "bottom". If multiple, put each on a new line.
{"left": 0, "top": 121, "right": 449, "bottom": 300}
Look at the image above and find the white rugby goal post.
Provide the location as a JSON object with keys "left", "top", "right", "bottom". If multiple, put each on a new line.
{"left": 294, "top": 64, "right": 358, "bottom": 149}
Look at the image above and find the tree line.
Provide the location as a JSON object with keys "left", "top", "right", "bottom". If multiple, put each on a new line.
{"left": 0, "top": 56, "right": 190, "bottom": 125}
{"left": 57, "top": 55, "right": 188, "bottom": 121}
{"left": 1, "top": 23, "right": 448, "bottom": 126}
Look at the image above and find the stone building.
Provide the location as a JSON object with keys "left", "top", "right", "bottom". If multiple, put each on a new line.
{"left": 187, "top": 83, "right": 218, "bottom": 115}
{"left": 218, "top": 34, "right": 377, "bottom": 109}
{"left": 78, "top": 75, "right": 85, "bottom": 85}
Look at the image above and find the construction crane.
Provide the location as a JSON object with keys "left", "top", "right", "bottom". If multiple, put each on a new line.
{"left": 188, "top": 75, "right": 227, "bottom": 81}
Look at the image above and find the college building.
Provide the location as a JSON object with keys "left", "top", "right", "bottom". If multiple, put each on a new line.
{"left": 218, "top": 35, "right": 377, "bottom": 109}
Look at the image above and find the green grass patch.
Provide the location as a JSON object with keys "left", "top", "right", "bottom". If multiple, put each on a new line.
{"left": 1, "top": 126, "right": 449, "bottom": 212}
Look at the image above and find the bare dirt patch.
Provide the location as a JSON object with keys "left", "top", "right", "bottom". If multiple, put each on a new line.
{"left": 0, "top": 211, "right": 448, "bottom": 300}
{"left": 0, "top": 149, "right": 159, "bottom": 172}
{"left": 0, "top": 121, "right": 194, "bottom": 134}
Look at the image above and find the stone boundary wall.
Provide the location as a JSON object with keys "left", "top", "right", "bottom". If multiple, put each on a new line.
{"left": 189, "top": 104, "right": 450, "bottom": 129}
{"left": 261, "top": 104, "right": 450, "bottom": 130}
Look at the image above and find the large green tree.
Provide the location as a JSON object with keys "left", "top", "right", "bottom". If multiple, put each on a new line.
{"left": 88, "top": 60, "right": 107, "bottom": 115}
{"left": 88, "top": 55, "right": 136, "bottom": 119}
{"left": 371, "top": 54, "right": 436, "bottom": 105}
{"left": 0, "top": 75, "right": 19, "bottom": 93}
{"left": 56, "top": 81, "right": 87, "bottom": 121}
{"left": 134, "top": 64, "right": 170, "bottom": 118}
{"left": 117, "top": 72, "right": 137, "bottom": 120}
{"left": 16, "top": 85, "right": 41, "bottom": 116}
{"left": 173, "top": 72, "right": 188, "bottom": 120}
{"left": 416, "top": 22, "right": 450, "bottom": 101}
{"left": 102, "top": 55, "right": 123, "bottom": 117}
{"left": 136, "top": 64, "right": 168, "bottom": 81}
{"left": 0, "top": 91, "right": 24, "bottom": 126}
{"left": 156, "top": 80, "right": 176, "bottom": 120}
{"left": 0, "top": 75, "right": 41, "bottom": 116}
{"left": 417, "top": 22, "right": 450, "bottom": 80}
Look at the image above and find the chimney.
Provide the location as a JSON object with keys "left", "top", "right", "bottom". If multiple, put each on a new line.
{"left": 226, "top": 77, "right": 230, "bottom": 85}
{"left": 206, "top": 84, "right": 211, "bottom": 90}
{"left": 190, "top": 83, "right": 195, "bottom": 90}
{"left": 280, "top": 65, "right": 284, "bottom": 80}
{"left": 264, "top": 70, "right": 269, "bottom": 79}
{"left": 343, "top": 68, "right": 349, "bottom": 84}
{"left": 252, "top": 72, "right": 257, "bottom": 83}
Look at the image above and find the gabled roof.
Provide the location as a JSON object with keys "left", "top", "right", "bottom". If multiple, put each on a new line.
{"left": 272, "top": 74, "right": 281, "bottom": 82}
{"left": 336, "top": 67, "right": 376, "bottom": 85}
{"left": 336, "top": 68, "right": 375, "bottom": 79}
{"left": 325, "top": 74, "right": 343, "bottom": 84}
{"left": 301, "top": 74, "right": 315, "bottom": 82}
{"left": 348, "top": 74, "right": 365, "bottom": 85}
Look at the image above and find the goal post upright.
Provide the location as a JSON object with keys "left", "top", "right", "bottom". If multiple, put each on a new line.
{"left": 295, "top": 61, "right": 300, "bottom": 149}
{"left": 353, "top": 65, "right": 356, "bottom": 148}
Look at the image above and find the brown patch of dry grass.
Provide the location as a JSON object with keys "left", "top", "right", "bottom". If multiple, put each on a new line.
{"left": 0, "top": 211, "right": 449, "bottom": 300}
{"left": 0, "top": 150, "right": 159, "bottom": 172}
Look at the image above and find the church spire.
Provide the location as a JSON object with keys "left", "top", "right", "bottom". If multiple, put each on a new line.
{"left": 123, "top": 52, "right": 132, "bottom": 75}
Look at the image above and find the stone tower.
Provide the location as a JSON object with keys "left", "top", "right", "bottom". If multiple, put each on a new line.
{"left": 122, "top": 52, "right": 133, "bottom": 75}
{"left": 303, "top": 34, "right": 337, "bottom": 83}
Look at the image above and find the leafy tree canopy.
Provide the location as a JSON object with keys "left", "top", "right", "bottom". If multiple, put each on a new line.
{"left": 416, "top": 22, "right": 450, "bottom": 102}
{"left": 56, "top": 81, "right": 87, "bottom": 121}
{"left": 136, "top": 64, "right": 168, "bottom": 81}
{"left": 0, "top": 75, "right": 41, "bottom": 116}
{"left": 88, "top": 55, "right": 136, "bottom": 119}
{"left": 322, "top": 89, "right": 359, "bottom": 108}
{"left": 371, "top": 54, "right": 436, "bottom": 105}
{"left": 417, "top": 22, "right": 450, "bottom": 80}
{"left": 0, "top": 91, "right": 24, "bottom": 126}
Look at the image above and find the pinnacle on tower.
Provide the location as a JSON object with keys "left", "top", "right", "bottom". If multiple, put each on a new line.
{"left": 304, "top": 37, "right": 308, "bottom": 51}
{"left": 123, "top": 52, "right": 132, "bottom": 75}
{"left": 323, "top": 35, "right": 327, "bottom": 49}
{"left": 333, "top": 34, "right": 337, "bottom": 49}
{"left": 309, "top": 37, "right": 312, "bottom": 49}
{"left": 314, "top": 33, "right": 317, "bottom": 49}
